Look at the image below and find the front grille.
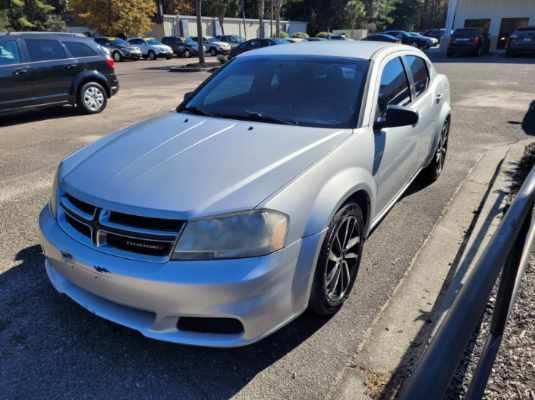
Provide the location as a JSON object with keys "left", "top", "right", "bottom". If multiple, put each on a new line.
{"left": 177, "top": 317, "right": 244, "bottom": 335}
{"left": 59, "top": 192, "right": 183, "bottom": 261}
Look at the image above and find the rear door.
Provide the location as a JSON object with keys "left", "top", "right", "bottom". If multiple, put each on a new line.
{"left": 23, "top": 38, "right": 78, "bottom": 104}
{"left": 0, "top": 38, "right": 33, "bottom": 112}
{"left": 403, "top": 55, "right": 434, "bottom": 167}
{"left": 373, "top": 56, "right": 419, "bottom": 213}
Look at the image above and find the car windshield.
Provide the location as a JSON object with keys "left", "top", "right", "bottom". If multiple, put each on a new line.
{"left": 147, "top": 39, "right": 162, "bottom": 45}
{"left": 112, "top": 38, "right": 129, "bottom": 46}
{"left": 181, "top": 56, "right": 369, "bottom": 129}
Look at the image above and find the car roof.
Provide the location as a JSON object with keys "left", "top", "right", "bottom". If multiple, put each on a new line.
{"left": 239, "top": 40, "right": 406, "bottom": 60}
{"left": 0, "top": 31, "right": 88, "bottom": 39}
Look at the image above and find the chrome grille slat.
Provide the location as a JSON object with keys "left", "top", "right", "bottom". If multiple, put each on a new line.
{"left": 58, "top": 192, "right": 183, "bottom": 261}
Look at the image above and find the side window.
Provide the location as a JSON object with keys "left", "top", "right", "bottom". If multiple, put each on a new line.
{"left": 26, "top": 39, "right": 66, "bottom": 62}
{"left": 378, "top": 57, "right": 411, "bottom": 113}
{"left": 404, "top": 55, "right": 430, "bottom": 97}
{"left": 0, "top": 41, "right": 21, "bottom": 66}
{"left": 64, "top": 42, "right": 98, "bottom": 58}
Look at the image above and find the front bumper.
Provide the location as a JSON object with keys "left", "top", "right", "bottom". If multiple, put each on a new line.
{"left": 39, "top": 206, "right": 323, "bottom": 347}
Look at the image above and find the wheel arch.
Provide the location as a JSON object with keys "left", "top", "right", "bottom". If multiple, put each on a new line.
{"left": 72, "top": 71, "right": 111, "bottom": 101}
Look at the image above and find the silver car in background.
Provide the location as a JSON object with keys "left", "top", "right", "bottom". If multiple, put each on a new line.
{"left": 39, "top": 41, "right": 451, "bottom": 347}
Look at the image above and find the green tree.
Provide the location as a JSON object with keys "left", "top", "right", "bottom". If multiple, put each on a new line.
{"left": 345, "top": 0, "right": 366, "bottom": 29}
{"left": 204, "top": 0, "right": 240, "bottom": 35}
{"left": 70, "top": 0, "right": 156, "bottom": 36}
{"left": 1, "top": 0, "right": 65, "bottom": 31}
{"left": 387, "top": 0, "right": 422, "bottom": 30}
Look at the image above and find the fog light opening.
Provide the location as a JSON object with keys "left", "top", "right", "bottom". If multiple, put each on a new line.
{"left": 177, "top": 317, "right": 244, "bottom": 335}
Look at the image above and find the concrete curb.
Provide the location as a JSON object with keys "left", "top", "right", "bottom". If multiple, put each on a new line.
{"left": 334, "top": 139, "right": 534, "bottom": 400}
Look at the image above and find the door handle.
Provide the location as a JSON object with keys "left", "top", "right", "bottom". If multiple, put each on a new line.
{"left": 435, "top": 93, "right": 443, "bottom": 104}
{"left": 65, "top": 64, "right": 78, "bottom": 70}
{"left": 13, "top": 68, "right": 28, "bottom": 76}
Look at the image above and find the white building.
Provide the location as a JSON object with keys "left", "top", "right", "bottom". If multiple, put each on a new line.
{"left": 444, "top": 0, "right": 535, "bottom": 51}
{"left": 151, "top": 15, "right": 308, "bottom": 40}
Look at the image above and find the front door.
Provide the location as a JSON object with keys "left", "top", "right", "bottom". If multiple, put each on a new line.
{"left": 372, "top": 56, "right": 420, "bottom": 214}
{"left": 0, "top": 39, "right": 33, "bottom": 112}
{"left": 23, "top": 38, "right": 78, "bottom": 104}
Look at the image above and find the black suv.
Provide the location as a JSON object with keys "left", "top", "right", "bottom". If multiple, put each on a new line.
{"left": 507, "top": 26, "right": 535, "bottom": 57}
{"left": 0, "top": 32, "right": 119, "bottom": 116}
{"left": 447, "top": 28, "right": 490, "bottom": 57}
{"left": 94, "top": 36, "right": 142, "bottom": 61}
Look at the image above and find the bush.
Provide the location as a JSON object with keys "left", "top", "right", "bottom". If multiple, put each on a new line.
{"left": 291, "top": 32, "right": 309, "bottom": 39}
{"left": 316, "top": 32, "right": 331, "bottom": 38}
{"left": 278, "top": 31, "right": 289, "bottom": 38}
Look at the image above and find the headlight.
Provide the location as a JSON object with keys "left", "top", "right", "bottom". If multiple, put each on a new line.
{"left": 49, "top": 165, "right": 61, "bottom": 219}
{"left": 172, "top": 210, "right": 288, "bottom": 260}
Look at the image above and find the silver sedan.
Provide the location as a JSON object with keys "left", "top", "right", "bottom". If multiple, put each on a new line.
{"left": 39, "top": 41, "right": 451, "bottom": 347}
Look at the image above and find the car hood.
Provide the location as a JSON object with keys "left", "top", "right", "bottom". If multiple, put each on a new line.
{"left": 63, "top": 113, "right": 351, "bottom": 219}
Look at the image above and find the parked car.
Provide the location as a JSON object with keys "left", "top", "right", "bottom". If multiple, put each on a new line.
{"left": 183, "top": 37, "right": 209, "bottom": 57}
{"left": 362, "top": 33, "right": 401, "bottom": 43}
{"left": 506, "top": 26, "right": 535, "bottom": 57}
{"left": 127, "top": 37, "right": 173, "bottom": 60}
{"left": 307, "top": 37, "right": 328, "bottom": 41}
{"left": 384, "top": 30, "right": 432, "bottom": 49}
{"left": 94, "top": 37, "right": 142, "bottom": 61}
{"left": 213, "top": 35, "right": 245, "bottom": 48}
{"left": 410, "top": 32, "right": 438, "bottom": 47}
{"left": 205, "top": 36, "right": 232, "bottom": 56}
{"left": 229, "top": 38, "right": 288, "bottom": 59}
{"left": 447, "top": 28, "right": 490, "bottom": 57}
{"left": 0, "top": 32, "right": 118, "bottom": 115}
{"left": 161, "top": 36, "right": 186, "bottom": 57}
{"left": 423, "top": 28, "right": 446, "bottom": 41}
{"left": 39, "top": 41, "right": 451, "bottom": 347}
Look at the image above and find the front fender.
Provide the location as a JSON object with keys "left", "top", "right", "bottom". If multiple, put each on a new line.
{"left": 303, "top": 167, "right": 376, "bottom": 237}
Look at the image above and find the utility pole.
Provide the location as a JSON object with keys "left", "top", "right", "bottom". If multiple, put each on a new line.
{"left": 258, "top": 0, "right": 265, "bottom": 38}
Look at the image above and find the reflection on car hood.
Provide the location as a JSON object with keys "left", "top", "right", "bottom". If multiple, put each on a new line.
{"left": 63, "top": 113, "right": 351, "bottom": 218}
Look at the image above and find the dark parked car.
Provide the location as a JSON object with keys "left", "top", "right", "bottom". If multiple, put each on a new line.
{"left": 0, "top": 32, "right": 118, "bottom": 115}
{"left": 94, "top": 37, "right": 142, "bottom": 61}
{"left": 507, "top": 26, "right": 535, "bottom": 57}
{"left": 229, "top": 38, "right": 288, "bottom": 59}
{"left": 384, "top": 30, "right": 432, "bottom": 49}
{"left": 423, "top": 29, "right": 446, "bottom": 41}
{"left": 362, "top": 33, "right": 401, "bottom": 43}
{"left": 162, "top": 36, "right": 187, "bottom": 57}
{"left": 447, "top": 28, "right": 490, "bottom": 57}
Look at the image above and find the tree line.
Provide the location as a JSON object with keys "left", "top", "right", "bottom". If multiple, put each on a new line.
{"left": 1, "top": 0, "right": 448, "bottom": 37}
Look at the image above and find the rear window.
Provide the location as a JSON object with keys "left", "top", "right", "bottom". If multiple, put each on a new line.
{"left": 515, "top": 28, "right": 535, "bottom": 38}
{"left": 404, "top": 55, "right": 429, "bottom": 97}
{"left": 0, "top": 40, "right": 21, "bottom": 65}
{"left": 64, "top": 41, "right": 98, "bottom": 58}
{"left": 453, "top": 29, "right": 479, "bottom": 38}
{"left": 26, "top": 39, "right": 66, "bottom": 62}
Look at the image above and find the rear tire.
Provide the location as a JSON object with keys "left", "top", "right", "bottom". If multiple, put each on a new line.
{"left": 210, "top": 48, "right": 218, "bottom": 56}
{"left": 78, "top": 82, "right": 107, "bottom": 114}
{"left": 309, "top": 203, "right": 365, "bottom": 316}
{"left": 422, "top": 118, "right": 450, "bottom": 183}
{"left": 183, "top": 49, "right": 191, "bottom": 58}
{"left": 112, "top": 51, "right": 122, "bottom": 62}
{"left": 148, "top": 50, "right": 156, "bottom": 60}
{"left": 447, "top": 49, "right": 454, "bottom": 57}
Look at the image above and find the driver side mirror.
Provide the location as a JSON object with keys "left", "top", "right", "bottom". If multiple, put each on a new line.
{"left": 374, "top": 105, "right": 419, "bottom": 130}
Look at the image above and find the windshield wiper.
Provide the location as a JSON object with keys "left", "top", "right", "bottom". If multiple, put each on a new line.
{"left": 243, "top": 110, "right": 300, "bottom": 126}
{"left": 181, "top": 106, "right": 214, "bottom": 117}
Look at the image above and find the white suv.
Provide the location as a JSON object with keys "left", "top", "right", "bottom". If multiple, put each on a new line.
{"left": 127, "top": 37, "right": 173, "bottom": 60}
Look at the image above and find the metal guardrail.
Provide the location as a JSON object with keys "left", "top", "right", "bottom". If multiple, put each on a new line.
{"left": 398, "top": 166, "right": 535, "bottom": 400}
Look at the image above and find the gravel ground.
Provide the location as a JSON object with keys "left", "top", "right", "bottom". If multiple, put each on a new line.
{"left": 446, "top": 145, "right": 535, "bottom": 400}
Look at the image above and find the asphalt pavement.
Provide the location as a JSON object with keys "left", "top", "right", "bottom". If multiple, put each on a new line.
{"left": 0, "top": 54, "right": 534, "bottom": 400}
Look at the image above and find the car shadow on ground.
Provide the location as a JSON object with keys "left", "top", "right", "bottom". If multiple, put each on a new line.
{"left": 0, "top": 244, "right": 332, "bottom": 399}
{"left": 508, "top": 100, "right": 535, "bottom": 136}
{"left": 0, "top": 106, "right": 80, "bottom": 128}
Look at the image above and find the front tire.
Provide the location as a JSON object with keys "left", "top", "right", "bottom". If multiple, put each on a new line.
{"left": 78, "top": 82, "right": 107, "bottom": 114}
{"left": 423, "top": 118, "right": 450, "bottom": 183}
{"left": 210, "top": 48, "right": 218, "bottom": 56}
{"left": 183, "top": 49, "right": 191, "bottom": 58}
{"left": 309, "top": 203, "right": 365, "bottom": 316}
{"left": 148, "top": 50, "right": 156, "bottom": 60}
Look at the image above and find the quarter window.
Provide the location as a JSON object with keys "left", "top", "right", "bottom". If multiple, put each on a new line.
{"left": 404, "top": 55, "right": 429, "bottom": 97}
{"left": 378, "top": 57, "right": 411, "bottom": 113}
{"left": 0, "top": 41, "right": 21, "bottom": 65}
{"left": 26, "top": 39, "right": 66, "bottom": 62}
{"left": 64, "top": 42, "right": 98, "bottom": 58}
